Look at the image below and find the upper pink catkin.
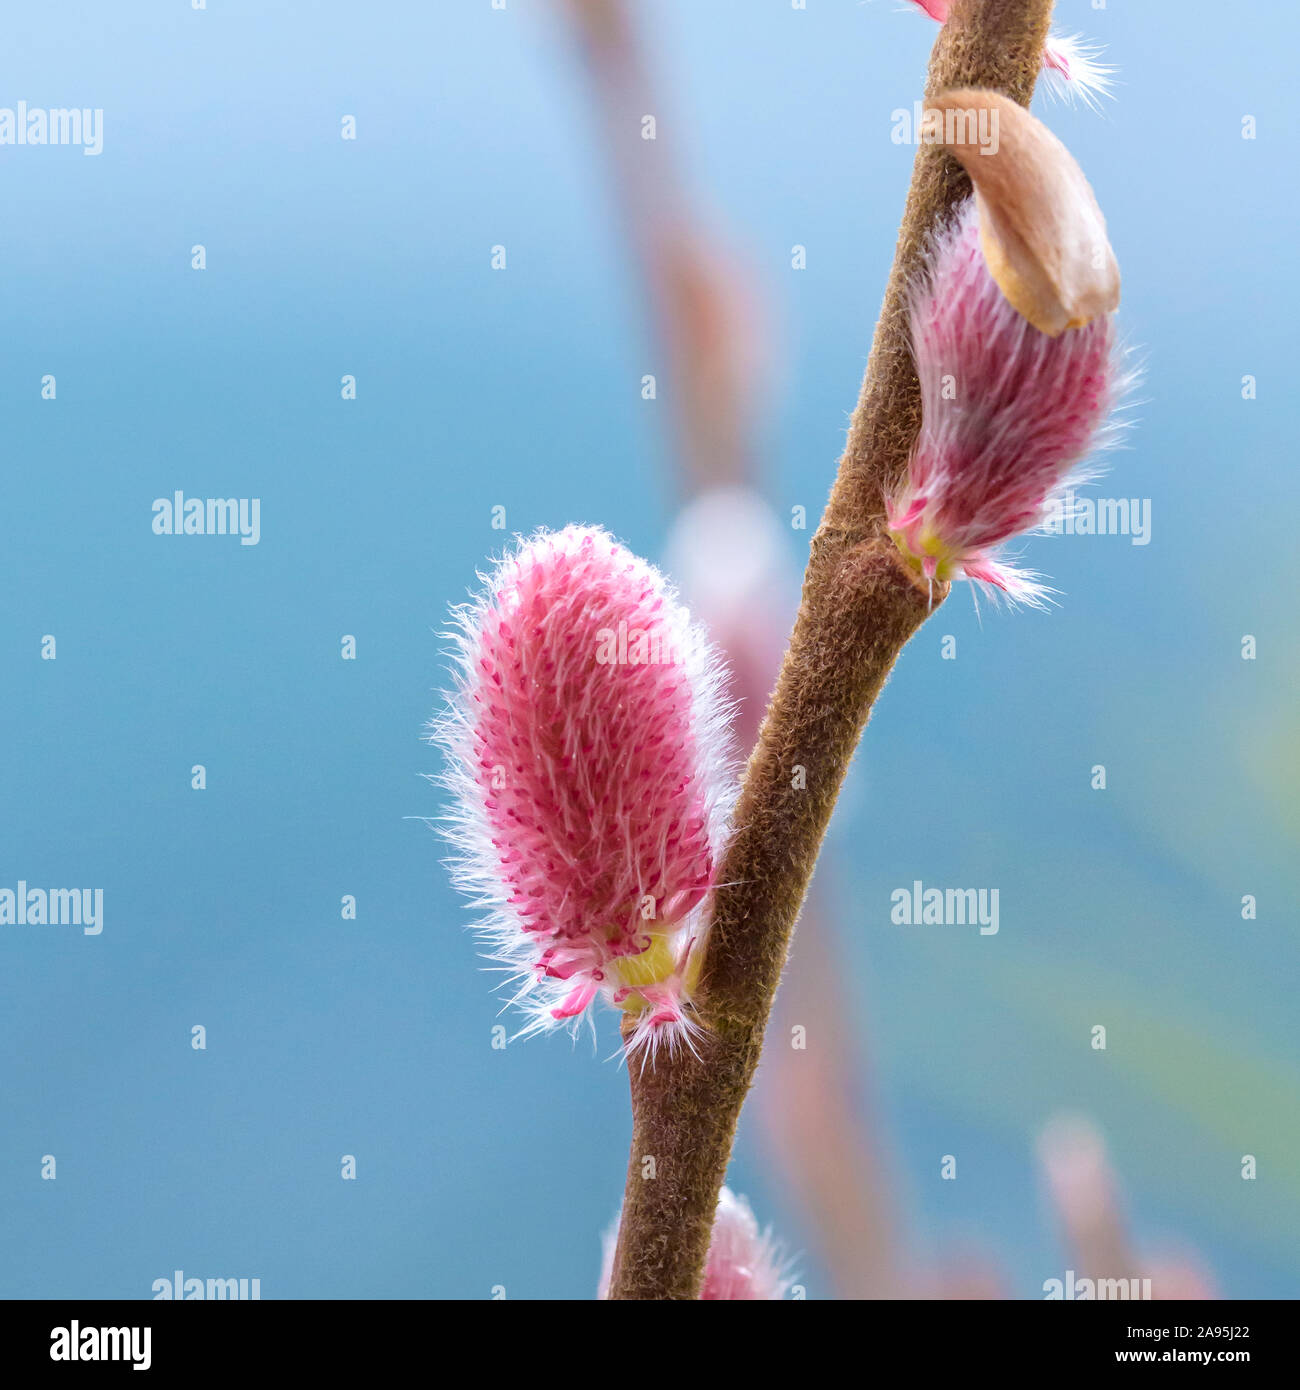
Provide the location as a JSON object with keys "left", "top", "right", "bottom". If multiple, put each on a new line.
{"left": 887, "top": 199, "right": 1122, "bottom": 606}
{"left": 433, "top": 525, "right": 734, "bottom": 1055}
{"left": 599, "top": 1187, "right": 791, "bottom": 1300}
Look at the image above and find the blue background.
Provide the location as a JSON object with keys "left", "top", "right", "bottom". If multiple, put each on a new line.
{"left": 2, "top": 0, "right": 1296, "bottom": 1299}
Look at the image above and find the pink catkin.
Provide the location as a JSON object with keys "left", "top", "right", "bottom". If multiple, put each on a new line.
{"left": 599, "top": 1187, "right": 791, "bottom": 1300}
{"left": 434, "top": 525, "right": 734, "bottom": 1055}
{"left": 698, "top": 1189, "right": 792, "bottom": 1300}
{"left": 887, "top": 199, "right": 1122, "bottom": 606}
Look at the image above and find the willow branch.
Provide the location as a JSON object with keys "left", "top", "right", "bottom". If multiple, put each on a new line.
{"left": 608, "top": 0, "right": 1053, "bottom": 1302}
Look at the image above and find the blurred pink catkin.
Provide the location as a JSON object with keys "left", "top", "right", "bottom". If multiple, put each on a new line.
{"left": 1038, "top": 1115, "right": 1217, "bottom": 1300}
{"left": 434, "top": 525, "right": 734, "bottom": 1057}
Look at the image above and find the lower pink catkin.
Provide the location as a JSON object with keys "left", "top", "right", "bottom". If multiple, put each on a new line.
{"left": 888, "top": 199, "right": 1123, "bottom": 606}
{"left": 600, "top": 1187, "right": 791, "bottom": 1300}
{"left": 433, "top": 525, "right": 734, "bottom": 1055}
{"left": 697, "top": 1189, "right": 792, "bottom": 1300}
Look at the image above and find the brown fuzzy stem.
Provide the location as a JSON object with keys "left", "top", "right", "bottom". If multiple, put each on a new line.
{"left": 607, "top": 0, "right": 1052, "bottom": 1302}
